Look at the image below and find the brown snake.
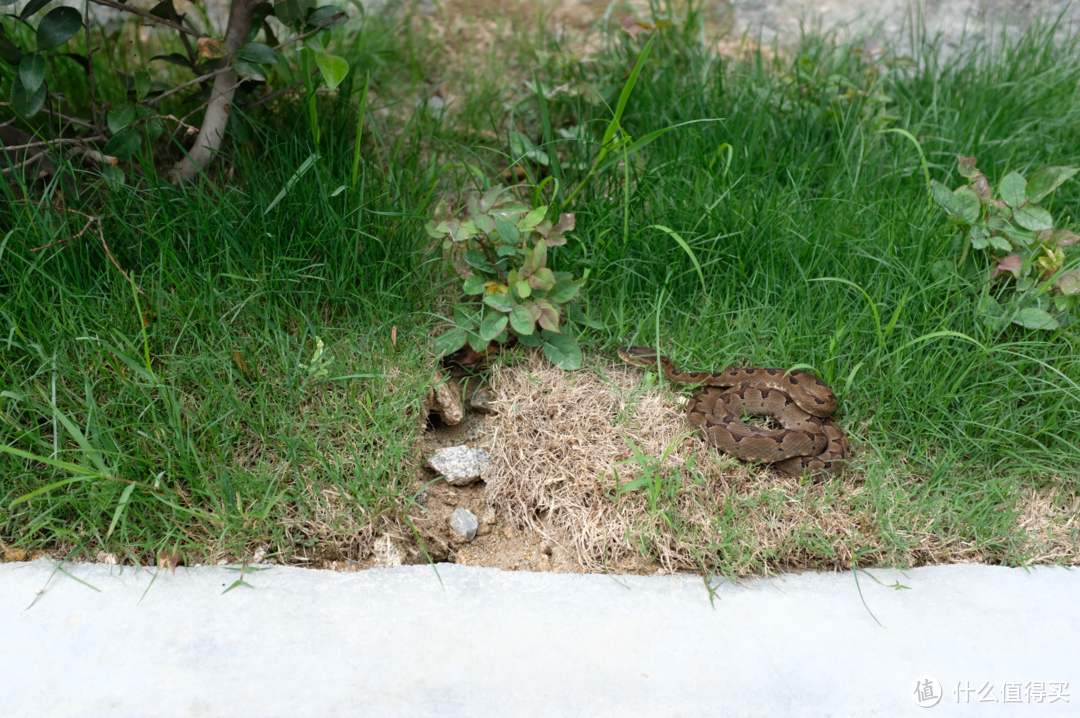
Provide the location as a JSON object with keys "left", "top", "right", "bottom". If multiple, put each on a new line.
{"left": 618, "top": 347, "right": 848, "bottom": 478}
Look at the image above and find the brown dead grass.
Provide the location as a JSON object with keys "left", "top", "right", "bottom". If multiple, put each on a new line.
{"left": 475, "top": 350, "right": 1079, "bottom": 576}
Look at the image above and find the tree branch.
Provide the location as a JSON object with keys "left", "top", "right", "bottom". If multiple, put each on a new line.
{"left": 146, "top": 66, "right": 231, "bottom": 106}
{"left": 88, "top": 0, "right": 205, "bottom": 38}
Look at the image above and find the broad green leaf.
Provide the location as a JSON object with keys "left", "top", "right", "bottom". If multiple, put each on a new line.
{"left": 19, "top": 0, "right": 51, "bottom": 20}
{"left": 134, "top": 70, "right": 151, "bottom": 100}
{"left": 0, "top": 34, "right": 23, "bottom": 66}
{"left": 101, "top": 163, "right": 125, "bottom": 189}
{"left": 999, "top": 170, "right": 1027, "bottom": 209}
{"left": 496, "top": 244, "right": 518, "bottom": 257}
{"left": 986, "top": 234, "right": 1012, "bottom": 252}
{"left": 149, "top": 0, "right": 180, "bottom": 21}
{"left": 467, "top": 331, "right": 488, "bottom": 353}
{"left": 1012, "top": 307, "right": 1059, "bottom": 330}
{"left": 952, "top": 185, "right": 982, "bottom": 224}
{"left": 1012, "top": 204, "right": 1053, "bottom": 232}
{"left": 1003, "top": 223, "right": 1035, "bottom": 246}
{"left": 102, "top": 128, "right": 142, "bottom": 161}
{"left": 474, "top": 213, "right": 495, "bottom": 235}
{"left": 145, "top": 118, "right": 163, "bottom": 143}
{"left": 483, "top": 292, "right": 513, "bottom": 312}
{"left": 549, "top": 277, "right": 585, "bottom": 303}
{"left": 517, "top": 332, "right": 543, "bottom": 347}
{"left": 479, "top": 313, "right": 508, "bottom": 341}
{"left": 529, "top": 238, "right": 547, "bottom": 274}
{"left": 454, "top": 305, "right": 479, "bottom": 330}
{"left": 931, "top": 179, "right": 960, "bottom": 214}
{"left": 463, "top": 250, "right": 495, "bottom": 273}
{"left": 275, "top": 0, "right": 307, "bottom": 28}
{"left": 535, "top": 299, "right": 559, "bottom": 331}
{"left": 36, "top": 7, "right": 82, "bottom": 50}
{"left": 542, "top": 333, "right": 582, "bottom": 370}
{"left": 18, "top": 53, "right": 45, "bottom": 95}
{"left": 424, "top": 220, "right": 447, "bottom": 238}
{"left": 528, "top": 267, "right": 556, "bottom": 292}
{"left": 520, "top": 205, "right": 548, "bottom": 230}
{"left": 479, "top": 186, "right": 506, "bottom": 211}
{"left": 494, "top": 215, "right": 520, "bottom": 245}
{"left": 463, "top": 275, "right": 487, "bottom": 295}
{"left": 232, "top": 59, "right": 266, "bottom": 81}
{"left": 515, "top": 279, "right": 531, "bottom": 299}
{"left": 308, "top": 4, "right": 348, "bottom": 29}
{"left": 508, "top": 305, "right": 535, "bottom": 335}
{"left": 1054, "top": 269, "right": 1080, "bottom": 295}
{"left": 315, "top": 52, "right": 349, "bottom": 90}
{"left": 151, "top": 53, "right": 194, "bottom": 69}
{"left": 107, "top": 104, "right": 137, "bottom": 134}
{"left": 10, "top": 73, "right": 45, "bottom": 116}
{"left": 433, "top": 327, "right": 468, "bottom": 357}
{"left": 1025, "top": 166, "right": 1079, "bottom": 204}
{"left": 237, "top": 41, "right": 279, "bottom": 64}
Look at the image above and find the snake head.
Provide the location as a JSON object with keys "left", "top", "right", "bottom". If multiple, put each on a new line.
{"left": 617, "top": 346, "right": 660, "bottom": 368}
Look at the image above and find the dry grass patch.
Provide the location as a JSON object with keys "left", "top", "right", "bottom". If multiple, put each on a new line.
{"left": 477, "top": 350, "right": 1079, "bottom": 576}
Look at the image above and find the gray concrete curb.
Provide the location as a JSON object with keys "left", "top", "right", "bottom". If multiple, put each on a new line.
{"left": 1, "top": 559, "right": 1076, "bottom": 716}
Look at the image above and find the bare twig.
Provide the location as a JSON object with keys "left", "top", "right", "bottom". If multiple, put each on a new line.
{"left": 22, "top": 203, "right": 144, "bottom": 294}
{"left": 146, "top": 114, "right": 200, "bottom": 134}
{"left": 145, "top": 66, "right": 231, "bottom": 106}
{"left": 88, "top": 0, "right": 205, "bottom": 38}
{"left": 0, "top": 135, "right": 108, "bottom": 153}
{"left": 272, "top": 13, "right": 347, "bottom": 51}
{"left": 1, "top": 155, "right": 41, "bottom": 175}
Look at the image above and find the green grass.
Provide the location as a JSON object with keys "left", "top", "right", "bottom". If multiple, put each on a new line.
{"left": 2, "top": 4, "right": 1078, "bottom": 570}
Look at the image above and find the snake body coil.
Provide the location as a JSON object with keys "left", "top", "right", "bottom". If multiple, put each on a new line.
{"left": 618, "top": 347, "right": 848, "bottom": 478}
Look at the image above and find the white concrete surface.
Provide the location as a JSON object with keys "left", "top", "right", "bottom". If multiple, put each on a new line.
{"left": 0, "top": 559, "right": 1076, "bottom": 716}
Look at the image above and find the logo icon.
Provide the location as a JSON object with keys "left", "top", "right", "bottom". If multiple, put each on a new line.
{"left": 912, "top": 676, "right": 943, "bottom": 708}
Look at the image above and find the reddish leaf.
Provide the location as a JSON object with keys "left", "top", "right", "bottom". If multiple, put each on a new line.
{"left": 1051, "top": 229, "right": 1080, "bottom": 247}
{"left": 995, "top": 254, "right": 1022, "bottom": 279}
{"left": 553, "top": 213, "right": 575, "bottom": 234}
{"left": 1054, "top": 268, "right": 1080, "bottom": 295}
{"left": 957, "top": 155, "right": 980, "bottom": 180}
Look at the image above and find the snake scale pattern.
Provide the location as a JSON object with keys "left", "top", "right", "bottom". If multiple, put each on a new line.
{"left": 618, "top": 347, "right": 848, "bottom": 478}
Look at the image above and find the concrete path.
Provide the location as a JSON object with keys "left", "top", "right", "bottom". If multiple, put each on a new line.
{"left": 1, "top": 559, "right": 1076, "bottom": 717}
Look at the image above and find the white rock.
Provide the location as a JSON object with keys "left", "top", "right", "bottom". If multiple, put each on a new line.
{"left": 426, "top": 445, "right": 492, "bottom": 486}
{"left": 449, "top": 509, "right": 478, "bottom": 540}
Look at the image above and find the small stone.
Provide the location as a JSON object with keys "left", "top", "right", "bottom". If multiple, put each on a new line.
{"left": 476, "top": 522, "right": 491, "bottom": 537}
{"left": 468, "top": 386, "right": 493, "bottom": 414}
{"left": 449, "top": 508, "right": 478, "bottom": 540}
{"left": 426, "top": 445, "right": 492, "bottom": 486}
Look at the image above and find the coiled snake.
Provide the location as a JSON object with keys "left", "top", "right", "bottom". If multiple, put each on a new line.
{"left": 618, "top": 347, "right": 848, "bottom": 478}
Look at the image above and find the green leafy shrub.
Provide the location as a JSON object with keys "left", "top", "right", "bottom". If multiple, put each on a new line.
{"left": 1, "top": 0, "right": 351, "bottom": 185}
{"left": 931, "top": 156, "right": 1080, "bottom": 331}
{"left": 426, "top": 187, "right": 586, "bottom": 370}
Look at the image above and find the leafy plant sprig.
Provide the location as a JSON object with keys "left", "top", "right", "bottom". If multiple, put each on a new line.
{"left": 931, "top": 155, "right": 1080, "bottom": 331}
{"left": 426, "top": 186, "right": 587, "bottom": 370}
